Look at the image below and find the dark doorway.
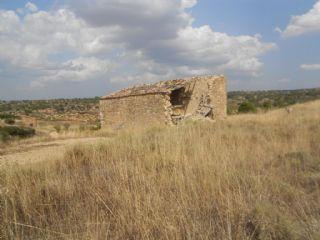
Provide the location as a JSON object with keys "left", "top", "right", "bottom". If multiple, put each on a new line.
{"left": 170, "top": 88, "right": 185, "bottom": 106}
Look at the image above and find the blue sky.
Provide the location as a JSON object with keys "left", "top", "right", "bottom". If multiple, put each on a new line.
{"left": 0, "top": 0, "right": 319, "bottom": 100}
{"left": 192, "top": 0, "right": 320, "bottom": 90}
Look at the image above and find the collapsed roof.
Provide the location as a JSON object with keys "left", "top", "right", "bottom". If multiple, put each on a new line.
{"left": 101, "top": 78, "right": 193, "bottom": 100}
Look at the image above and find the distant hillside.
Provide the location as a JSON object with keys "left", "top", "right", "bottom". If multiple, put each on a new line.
{"left": 0, "top": 98, "right": 100, "bottom": 123}
{"left": 228, "top": 88, "right": 320, "bottom": 114}
{"left": 0, "top": 88, "right": 320, "bottom": 119}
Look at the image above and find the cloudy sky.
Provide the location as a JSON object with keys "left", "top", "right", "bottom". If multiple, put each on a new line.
{"left": 0, "top": 0, "right": 319, "bottom": 100}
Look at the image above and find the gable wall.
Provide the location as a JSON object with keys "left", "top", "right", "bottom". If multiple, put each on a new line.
{"left": 184, "top": 76, "right": 227, "bottom": 119}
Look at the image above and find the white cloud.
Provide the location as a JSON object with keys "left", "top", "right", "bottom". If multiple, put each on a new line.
{"left": 0, "top": 10, "right": 20, "bottom": 32}
{"left": 69, "top": 0, "right": 195, "bottom": 48}
{"left": 181, "top": 0, "right": 197, "bottom": 9}
{"left": 25, "top": 2, "right": 38, "bottom": 12}
{"left": 278, "top": 78, "right": 291, "bottom": 83}
{"left": 300, "top": 64, "right": 320, "bottom": 71}
{"left": 32, "top": 57, "right": 113, "bottom": 87}
{"left": 170, "top": 26, "right": 276, "bottom": 74}
{"left": 0, "top": 9, "right": 118, "bottom": 68}
{"left": 280, "top": 0, "right": 320, "bottom": 37}
{"left": 70, "top": 0, "right": 276, "bottom": 77}
{"left": 0, "top": 0, "right": 276, "bottom": 89}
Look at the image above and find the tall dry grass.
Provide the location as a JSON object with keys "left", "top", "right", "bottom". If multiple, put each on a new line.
{"left": 0, "top": 101, "right": 320, "bottom": 239}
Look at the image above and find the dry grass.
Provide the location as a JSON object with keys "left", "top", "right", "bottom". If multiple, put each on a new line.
{"left": 0, "top": 122, "right": 113, "bottom": 155}
{"left": 0, "top": 101, "right": 320, "bottom": 239}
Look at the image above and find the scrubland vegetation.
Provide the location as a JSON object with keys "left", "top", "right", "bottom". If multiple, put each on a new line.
{"left": 228, "top": 88, "right": 320, "bottom": 114}
{"left": 0, "top": 100, "right": 319, "bottom": 239}
{"left": 0, "top": 98, "right": 100, "bottom": 123}
{"left": 0, "top": 126, "right": 35, "bottom": 142}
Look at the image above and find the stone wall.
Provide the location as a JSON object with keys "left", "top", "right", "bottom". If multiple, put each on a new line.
{"left": 100, "top": 94, "right": 168, "bottom": 129}
{"left": 208, "top": 76, "right": 227, "bottom": 119}
{"left": 175, "top": 76, "right": 227, "bottom": 120}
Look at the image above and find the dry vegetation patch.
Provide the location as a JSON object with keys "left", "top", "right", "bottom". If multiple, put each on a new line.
{"left": 0, "top": 101, "right": 320, "bottom": 239}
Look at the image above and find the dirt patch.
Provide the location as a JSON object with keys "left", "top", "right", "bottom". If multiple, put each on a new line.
{"left": 0, "top": 137, "right": 106, "bottom": 166}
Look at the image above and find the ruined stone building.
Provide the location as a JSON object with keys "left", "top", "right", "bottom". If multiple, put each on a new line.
{"left": 100, "top": 75, "right": 227, "bottom": 128}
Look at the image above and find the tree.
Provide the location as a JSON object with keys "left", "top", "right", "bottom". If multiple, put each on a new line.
{"left": 262, "top": 101, "right": 272, "bottom": 111}
{"left": 238, "top": 102, "right": 257, "bottom": 113}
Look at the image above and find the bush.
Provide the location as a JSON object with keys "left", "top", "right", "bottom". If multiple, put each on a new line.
{"left": 262, "top": 101, "right": 272, "bottom": 111}
{"left": 0, "top": 113, "right": 17, "bottom": 120}
{"left": 24, "top": 109, "right": 33, "bottom": 115}
{"left": 63, "top": 123, "right": 71, "bottom": 131}
{"left": 0, "top": 126, "right": 35, "bottom": 141}
{"left": 0, "top": 130, "right": 9, "bottom": 142}
{"left": 90, "top": 123, "right": 101, "bottom": 131}
{"left": 238, "top": 102, "right": 257, "bottom": 113}
{"left": 4, "top": 118, "right": 15, "bottom": 125}
{"left": 54, "top": 125, "right": 62, "bottom": 133}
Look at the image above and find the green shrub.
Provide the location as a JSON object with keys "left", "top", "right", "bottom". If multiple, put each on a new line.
{"left": 0, "top": 130, "right": 9, "bottom": 142}
{"left": 4, "top": 118, "right": 15, "bottom": 125}
{"left": 238, "top": 102, "right": 257, "bottom": 113}
{"left": 262, "top": 101, "right": 272, "bottom": 109}
{"left": 262, "top": 101, "right": 272, "bottom": 111}
{"left": 24, "top": 109, "right": 33, "bottom": 115}
{"left": 90, "top": 123, "right": 101, "bottom": 131}
{"left": 0, "top": 113, "right": 17, "bottom": 120}
{"left": 54, "top": 125, "right": 62, "bottom": 133}
{"left": 0, "top": 126, "right": 35, "bottom": 141}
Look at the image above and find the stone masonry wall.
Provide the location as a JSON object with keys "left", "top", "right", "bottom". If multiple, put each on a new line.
{"left": 208, "top": 76, "right": 227, "bottom": 119}
{"left": 100, "top": 94, "right": 168, "bottom": 129}
{"left": 184, "top": 76, "right": 227, "bottom": 119}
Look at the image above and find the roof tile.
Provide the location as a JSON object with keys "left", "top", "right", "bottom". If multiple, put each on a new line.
{"left": 101, "top": 78, "right": 189, "bottom": 99}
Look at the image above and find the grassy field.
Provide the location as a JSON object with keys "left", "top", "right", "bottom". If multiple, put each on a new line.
{"left": 0, "top": 101, "right": 320, "bottom": 239}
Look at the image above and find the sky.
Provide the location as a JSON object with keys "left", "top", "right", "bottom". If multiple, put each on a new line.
{"left": 0, "top": 0, "right": 319, "bottom": 100}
